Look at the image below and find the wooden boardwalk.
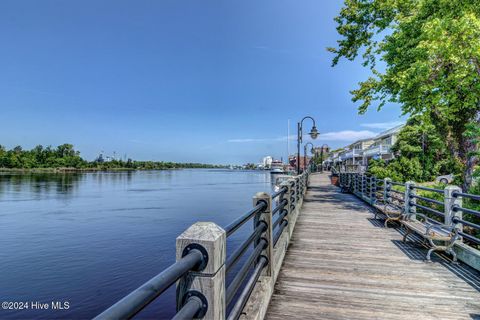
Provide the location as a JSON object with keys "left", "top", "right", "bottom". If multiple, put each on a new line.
{"left": 265, "top": 173, "right": 480, "bottom": 320}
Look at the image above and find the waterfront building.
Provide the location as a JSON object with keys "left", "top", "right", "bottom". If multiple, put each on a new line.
{"left": 361, "top": 124, "right": 404, "bottom": 165}
{"left": 323, "top": 124, "right": 404, "bottom": 172}
{"left": 341, "top": 138, "right": 374, "bottom": 172}
{"left": 262, "top": 156, "right": 273, "bottom": 169}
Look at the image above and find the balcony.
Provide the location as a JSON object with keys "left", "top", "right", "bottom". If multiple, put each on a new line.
{"left": 341, "top": 149, "right": 363, "bottom": 160}
{"left": 363, "top": 144, "right": 392, "bottom": 157}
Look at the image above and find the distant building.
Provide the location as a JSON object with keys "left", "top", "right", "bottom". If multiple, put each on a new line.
{"left": 262, "top": 156, "right": 273, "bottom": 169}
{"left": 312, "top": 146, "right": 330, "bottom": 158}
{"left": 325, "top": 123, "right": 405, "bottom": 173}
{"left": 342, "top": 138, "right": 375, "bottom": 172}
{"left": 288, "top": 155, "right": 311, "bottom": 171}
{"left": 362, "top": 124, "right": 404, "bottom": 164}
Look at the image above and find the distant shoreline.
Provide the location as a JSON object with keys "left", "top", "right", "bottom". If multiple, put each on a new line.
{"left": 0, "top": 167, "right": 213, "bottom": 173}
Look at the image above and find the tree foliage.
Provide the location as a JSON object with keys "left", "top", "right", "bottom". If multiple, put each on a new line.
{"left": 367, "top": 114, "right": 460, "bottom": 182}
{"left": 0, "top": 144, "right": 224, "bottom": 170}
{"left": 330, "top": 0, "right": 480, "bottom": 191}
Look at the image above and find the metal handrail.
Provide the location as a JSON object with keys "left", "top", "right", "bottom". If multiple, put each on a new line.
{"left": 452, "top": 216, "right": 480, "bottom": 231}
{"left": 389, "top": 194, "right": 404, "bottom": 202}
{"left": 94, "top": 249, "right": 205, "bottom": 320}
{"left": 458, "top": 231, "right": 480, "bottom": 245}
{"left": 271, "top": 186, "right": 288, "bottom": 199}
{"left": 389, "top": 188, "right": 403, "bottom": 195}
{"left": 339, "top": 172, "right": 480, "bottom": 247}
{"left": 273, "top": 220, "right": 288, "bottom": 246}
{"left": 411, "top": 185, "right": 444, "bottom": 193}
{"left": 227, "top": 256, "right": 268, "bottom": 320}
{"left": 171, "top": 296, "right": 204, "bottom": 320}
{"left": 411, "top": 212, "right": 444, "bottom": 225}
{"left": 273, "top": 210, "right": 288, "bottom": 229}
{"left": 224, "top": 201, "right": 267, "bottom": 237}
{"left": 453, "top": 191, "right": 480, "bottom": 201}
{"left": 226, "top": 222, "right": 267, "bottom": 272}
{"left": 272, "top": 199, "right": 288, "bottom": 216}
{"left": 226, "top": 239, "right": 267, "bottom": 306}
{"left": 411, "top": 194, "right": 444, "bottom": 206}
{"left": 411, "top": 202, "right": 445, "bottom": 218}
{"left": 453, "top": 205, "right": 480, "bottom": 219}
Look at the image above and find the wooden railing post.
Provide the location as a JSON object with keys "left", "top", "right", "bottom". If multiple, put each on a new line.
{"left": 404, "top": 181, "right": 416, "bottom": 219}
{"left": 176, "top": 222, "right": 226, "bottom": 320}
{"left": 444, "top": 186, "right": 463, "bottom": 234}
{"left": 383, "top": 178, "right": 391, "bottom": 204}
{"left": 253, "top": 192, "right": 274, "bottom": 277}
{"left": 305, "top": 172, "right": 309, "bottom": 193}
{"left": 295, "top": 176, "right": 301, "bottom": 205}
{"left": 361, "top": 174, "right": 366, "bottom": 196}
{"left": 299, "top": 175, "right": 305, "bottom": 196}
{"left": 370, "top": 176, "right": 377, "bottom": 204}
{"left": 291, "top": 178, "right": 298, "bottom": 213}
{"left": 281, "top": 181, "right": 295, "bottom": 238}
{"left": 357, "top": 174, "right": 360, "bottom": 194}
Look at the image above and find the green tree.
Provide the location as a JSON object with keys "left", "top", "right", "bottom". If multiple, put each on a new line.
{"left": 330, "top": 0, "right": 480, "bottom": 191}
{"left": 391, "top": 114, "right": 456, "bottom": 180}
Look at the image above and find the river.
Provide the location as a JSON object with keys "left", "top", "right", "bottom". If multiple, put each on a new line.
{"left": 0, "top": 169, "right": 275, "bottom": 319}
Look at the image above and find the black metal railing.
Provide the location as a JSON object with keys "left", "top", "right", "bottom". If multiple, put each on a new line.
{"left": 95, "top": 170, "right": 310, "bottom": 320}
{"left": 337, "top": 172, "right": 480, "bottom": 248}
{"left": 224, "top": 201, "right": 268, "bottom": 237}
{"left": 224, "top": 172, "right": 307, "bottom": 320}
{"left": 94, "top": 249, "right": 206, "bottom": 320}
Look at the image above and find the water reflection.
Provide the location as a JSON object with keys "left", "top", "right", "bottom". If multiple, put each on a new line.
{"left": 0, "top": 173, "right": 81, "bottom": 199}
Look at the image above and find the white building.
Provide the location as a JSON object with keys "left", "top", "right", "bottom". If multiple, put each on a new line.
{"left": 362, "top": 124, "right": 404, "bottom": 163}
{"left": 324, "top": 123, "right": 405, "bottom": 172}
{"left": 262, "top": 156, "right": 273, "bottom": 169}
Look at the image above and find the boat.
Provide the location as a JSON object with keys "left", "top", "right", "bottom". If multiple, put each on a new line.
{"left": 270, "top": 160, "right": 285, "bottom": 174}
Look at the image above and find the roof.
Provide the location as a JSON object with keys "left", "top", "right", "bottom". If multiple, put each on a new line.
{"left": 348, "top": 137, "right": 375, "bottom": 148}
{"left": 373, "top": 123, "right": 405, "bottom": 140}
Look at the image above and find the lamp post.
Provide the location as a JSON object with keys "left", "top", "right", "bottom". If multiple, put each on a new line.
{"left": 319, "top": 144, "right": 329, "bottom": 173}
{"left": 304, "top": 142, "right": 314, "bottom": 173}
{"left": 297, "top": 116, "right": 318, "bottom": 174}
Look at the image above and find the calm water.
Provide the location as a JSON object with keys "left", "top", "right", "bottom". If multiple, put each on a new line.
{"left": 0, "top": 169, "right": 275, "bottom": 319}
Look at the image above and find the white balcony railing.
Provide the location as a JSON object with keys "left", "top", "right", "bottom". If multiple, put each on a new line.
{"left": 342, "top": 149, "right": 364, "bottom": 159}
{"left": 363, "top": 145, "right": 392, "bottom": 157}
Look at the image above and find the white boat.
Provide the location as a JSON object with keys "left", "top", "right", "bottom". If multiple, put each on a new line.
{"left": 270, "top": 160, "right": 285, "bottom": 174}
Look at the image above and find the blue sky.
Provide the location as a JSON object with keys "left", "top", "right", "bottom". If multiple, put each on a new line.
{"left": 0, "top": 1, "right": 404, "bottom": 164}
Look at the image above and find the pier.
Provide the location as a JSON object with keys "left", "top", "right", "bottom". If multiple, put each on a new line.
{"left": 95, "top": 172, "right": 480, "bottom": 320}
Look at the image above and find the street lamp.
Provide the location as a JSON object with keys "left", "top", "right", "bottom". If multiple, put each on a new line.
{"left": 297, "top": 116, "right": 318, "bottom": 174}
{"left": 320, "top": 144, "right": 329, "bottom": 172}
{"left": 304, "top": 142, "right": 314, "bottom": 173}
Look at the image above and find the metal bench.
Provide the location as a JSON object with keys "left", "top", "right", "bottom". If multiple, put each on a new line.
{"left": 373, "top": 202, "right": 403, "bottom": 227}
{"left": 401, "top": 212, "right": 459, "bottom": 263}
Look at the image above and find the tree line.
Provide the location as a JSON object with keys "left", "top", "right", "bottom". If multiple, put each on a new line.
{"left": 0, "top": 144, "right": 225, "bottom": 170}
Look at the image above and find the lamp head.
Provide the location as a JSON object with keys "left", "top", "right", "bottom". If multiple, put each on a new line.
{"left": 309, "top": 126, "right": 319, "bottom": 139}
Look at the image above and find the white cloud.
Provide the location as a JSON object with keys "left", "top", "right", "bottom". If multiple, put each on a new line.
{"left": 228, "top": 130, "right": 377, "bottom": 144}
{"left": 227, "top": 138, "right": 268, "bottom": 143}
{"left": 361, "top": 121, "right": 404, "bottom": 130}
{"left": 317, "top": 130, "right": 377, "bottom": 141}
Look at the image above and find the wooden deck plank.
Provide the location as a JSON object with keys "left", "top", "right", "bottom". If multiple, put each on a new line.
{"left": 265, "top": 173, "right": 480, "bottom": 320}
